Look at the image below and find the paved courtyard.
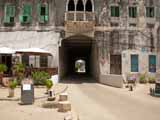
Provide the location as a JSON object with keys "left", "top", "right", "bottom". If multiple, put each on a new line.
{"left": 66, "top": 80, "right": 160, "bottom": 120}
{"left": 0, "top": 80, "right": 160, "bottom": 120}
{"left": 0, "top": 85, "right": 66, "bottom": 120}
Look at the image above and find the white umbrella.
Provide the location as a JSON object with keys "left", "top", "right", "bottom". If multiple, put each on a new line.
{"left": 16, "top": 48, "right": 52, "bottom": 55}
{"left": 0, "top": 47, "right": 15, "bottom": 54}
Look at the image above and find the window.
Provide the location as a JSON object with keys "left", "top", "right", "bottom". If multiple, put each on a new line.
{"left": 146, "top": 7, "right": 154, "bottom": 18}
{"left": 38, "top": 3, "right": 49, "bottom": 23}
{"left": 129, "top": 7, "right": 137, "bottom": 18}
{"left": 131, "top": 55, "right": 139, "bottom": 72}
{"left": 149, "top": 55, "right": 156, "bottom": 72}
{"left": 3, "top": 4, "right": 15, "bottom": 24}
{"left": 68, "top": 0, "right": 75, "bottom": 11}
{"left": 40, "top": 56, "right": 48, "bottom": 67}
{"left": 22, "top": 54, "right": 29, "bottom": 66}
{"left": 19, "top": 4, "right": 32, "bottom": 24}
{"left": 86, "top": 0, "right": 92, "bottom": 12}
{"left": 76, "top": 0, "right": 84, "bottom": 11}
{"left": 111, "top": 6, "right": 120, "bottom": 17}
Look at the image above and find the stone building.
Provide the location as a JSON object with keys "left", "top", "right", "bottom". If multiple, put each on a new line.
{"left": 0, "top": 0, "right": 160, "bottom": 87}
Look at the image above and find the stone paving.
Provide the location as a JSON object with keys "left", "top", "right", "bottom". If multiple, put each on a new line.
{"left": 67, "top": 82, "right": 160, "bottom": 120}
{"left": 0, "top": 84, "right": 67, "bottom": 120}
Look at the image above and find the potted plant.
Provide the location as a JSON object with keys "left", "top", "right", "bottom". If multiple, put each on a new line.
{"left": 148, "top": 76, "right": 156, "bottom": 84}
{"left": 139, "top": 73, "right": 147, "bottom": 84}
{"left": 0, "top": 64, "right": 7, "bottom": 85}
{"left": 12, "top": 63, "right": 25, "bottom": 85}
{"left": 45, "top": 79, "right": 55, "bottom": 101}
{"left": 45, "top": 79, "right": 53, "bottom": 93}
{"left": 8, "top": 79, "right": 17, "bottom": 97}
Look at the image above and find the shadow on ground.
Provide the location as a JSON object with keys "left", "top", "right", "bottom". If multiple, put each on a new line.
{"left": 60, "top": 74, "right": 97, "bottom": 84}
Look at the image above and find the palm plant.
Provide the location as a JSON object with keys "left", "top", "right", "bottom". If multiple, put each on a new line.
{"left": 12, "top": 63, "right": 25, "bottom": 85}
{"left": 8, "top": 79, "right": 17, "bottom": 97}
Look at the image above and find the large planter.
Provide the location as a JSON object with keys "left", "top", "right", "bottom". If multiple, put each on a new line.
{"left": 8, "top": 88, "right": 15, "bottom": 98}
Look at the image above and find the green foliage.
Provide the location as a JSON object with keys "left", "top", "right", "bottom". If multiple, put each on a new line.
{"left": 9, "top": 79, "right": 17, "bottom": 89}
{"left": 0, "top": 64, "right": 7, "bottom": 73}
{"left": 148, "top": 76, "right": 156, "bottom": 84}
{"left": 12, "top": 63, "right": 25, "bottom": 84}
{"left": 45, "top": 79, "right": 53, "bottom": 89}
{"left": 31, "top": 71, "right": 50, "bottom": 85}
{"left": 13, "top": 63, "right": 25, "bottom": 73}
{"left": 139, "top": 73, "right": 147, "bottom": 84}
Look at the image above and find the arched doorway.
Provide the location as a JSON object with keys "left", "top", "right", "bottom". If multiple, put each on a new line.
{"left": 75, "top": 59, "right": 86, "bottom": 74}
{"left": 59, "top": 35, "right": 99, "bottom": 80}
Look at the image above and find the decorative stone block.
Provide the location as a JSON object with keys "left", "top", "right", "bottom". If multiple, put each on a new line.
{"left": 58, "top": 101, "right": 71, "bottom": 112}
{"left": 59, "top": 92, "right": 68, "bottom": 101}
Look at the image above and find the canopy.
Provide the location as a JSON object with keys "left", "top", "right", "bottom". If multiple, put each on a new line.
{"left": 0, "top": 47, "right": 15, "bottom": 54}
{"left": 16, "top": 48, "right": 52, "bottom": 56}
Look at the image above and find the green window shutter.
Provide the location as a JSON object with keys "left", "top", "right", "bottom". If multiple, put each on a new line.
{"left": 131, "top": 55, "right": 139, "bottom": 72}
{"left": 129, "top": 7, "right": 137, "bottom": 18}
{"left": 146, "top": 7, "right": 154, "bottom": 17}
{"left": 134, "top": 7, "right": 137, "bottom": 18}
{"left": 111, "top": 6, "right": 115, "bottom": 17}
{"left": 45, "top": 3, "right": 49, "bottom": 21}
{"left": 149, "top": 55, "right": 156, "bottom": 72}
{"left": 23, "top": 4, "right": 32, "bottom": 16}
{"left": 129, "top": 7, "right": 132, "bottom": 17}
{"left": 38, "top": 3, "right": 49, "bottom": 23}
{"left": 20, "top": 4, "right": 32, "bottom": 23}
{"left": 115, "top": 7, "right": 119, "bottom": 17}
{"left": 4, "top": 5, "right": 16, "bottom": 23}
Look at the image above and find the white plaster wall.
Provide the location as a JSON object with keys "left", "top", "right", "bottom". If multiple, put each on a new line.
{"left": 122, "top": 50, "right": 157, "bottom": 77}
{"left": 0, "top": 31, "right": 60, "bottom": 67}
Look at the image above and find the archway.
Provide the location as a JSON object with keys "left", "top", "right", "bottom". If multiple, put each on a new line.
{"left": 75, "top": 59, "right": 86, "bottom": 74}
{"left": 76, "top": 0, "right": 84, "bottom": 11}
{"left": 86, "top": 0, "right": 92, "bottom": 12}
{"left": 59, "top": 35, "right": 99, "bottom": 81}
{"left": 68, "top": 0, "right": 75, "bottom": 11}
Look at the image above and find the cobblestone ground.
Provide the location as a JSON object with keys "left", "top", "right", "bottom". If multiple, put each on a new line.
{"left": 0, "top": 84, "right": 66, "bottom": 120}
{"left": 66, "top": 79, "right": 160, "bottom": 120}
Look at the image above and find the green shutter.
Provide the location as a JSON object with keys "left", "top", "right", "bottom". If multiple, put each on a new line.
{"left": 45, "top": 3, "right": 49, "bottom": 21}
{"left": 115, "top": 7, "right": 119, "bottom": 17}
{"left": 4, "top": 4, "right": 15, "bottom": 23}
{"left": 111, "top": 6, "right": 115, "bottom": 17}
{"left": 149, "top": 55, "right": 156, "bottom": 72}
{"left": 131, "top": 55, "right": 139, "bottom": 72}
{"left": 129, "top": 7, "right": 132, "bottom": 17}
{"left": 20, "top": 4, "right": 32, "bottom": 23}
{"left": 38, "top": 3, "right": 49, "bottom": 23}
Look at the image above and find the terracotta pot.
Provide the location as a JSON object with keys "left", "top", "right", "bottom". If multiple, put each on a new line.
{"left": 8, "top": 88, "right": 14, "bottom": 98}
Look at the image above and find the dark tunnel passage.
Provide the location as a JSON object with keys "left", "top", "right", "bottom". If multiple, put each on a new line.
{"left": 59, "top": 35, "right": 99, "bottom": 81}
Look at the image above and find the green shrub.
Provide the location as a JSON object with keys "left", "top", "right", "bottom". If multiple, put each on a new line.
{"left": 9, "top": 79, "right": 17, "bottom": 89}
{"left": 0, "top": 64, "right": 7, "bottom": 73}
{"left": 31, "top": 71, "right": 50, "bottom": 85}
{"left": 139, "top": 73, "right": 147, "bottom": 84}
{"left": 148, "top": 76, "right": 156, "bottom": 84}
{"left": 12, "top": 63, "right": 25, "bottom": 84}
{"left": 45, "top": 79, "right": 53, "bottom": 90}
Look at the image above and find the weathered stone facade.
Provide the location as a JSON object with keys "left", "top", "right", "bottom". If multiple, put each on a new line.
{"left": 0, "top": 0, "right": 160, "bottom": 85}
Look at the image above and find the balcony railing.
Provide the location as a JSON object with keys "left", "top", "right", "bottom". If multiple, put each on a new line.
{"left": 65, "top": 11, "right": 95, "bottom": 21}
